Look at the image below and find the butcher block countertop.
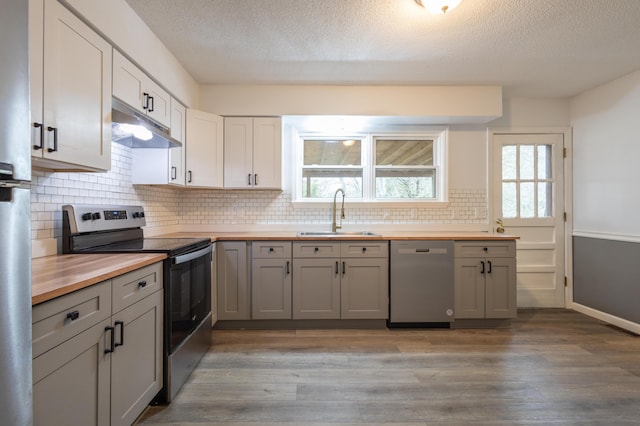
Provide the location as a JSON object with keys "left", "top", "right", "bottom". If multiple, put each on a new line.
{"left": 157, "top": 231, "right": 519, "bottom": 241}
{"left": 32, "top": 253, "right": 167, "bottom": 305}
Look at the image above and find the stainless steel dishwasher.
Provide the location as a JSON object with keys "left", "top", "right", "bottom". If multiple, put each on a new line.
{"left": 389, "top": 240, "right": 454, "bottom": 325}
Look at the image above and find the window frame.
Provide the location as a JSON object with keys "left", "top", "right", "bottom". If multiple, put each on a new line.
{"left": 293, "top": 128, "right": 449, "bottom": 206}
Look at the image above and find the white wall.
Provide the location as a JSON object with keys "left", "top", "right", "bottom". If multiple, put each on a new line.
{"left": 489, "top": 97, "right": 570, "bottom": 127}
{"left": 571, "top": 70, "right": 640, "bottom": 238}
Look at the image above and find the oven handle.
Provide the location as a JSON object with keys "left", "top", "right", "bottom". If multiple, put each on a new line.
{"left": 173, "top": 244, "right": 212, "bottom": 265}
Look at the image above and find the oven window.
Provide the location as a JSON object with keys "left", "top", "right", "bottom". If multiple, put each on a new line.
{"left": 169, "top": 251, "right": 211, "bottom": 352}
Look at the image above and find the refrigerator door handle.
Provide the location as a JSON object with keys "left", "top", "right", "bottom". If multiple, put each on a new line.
{"left": 0, "top": 163, "right": 31, "bottom": 201}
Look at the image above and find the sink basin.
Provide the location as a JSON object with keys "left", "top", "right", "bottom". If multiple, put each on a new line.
{"left": 296, "top": 231, "right": 380, "bottom": 237}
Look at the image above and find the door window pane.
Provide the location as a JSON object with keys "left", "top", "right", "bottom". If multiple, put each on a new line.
{"left": 538, "top": 182, "right": 552, "bottom": 217}
{"left": 502, "top": 182, "right": 517, "bottom": 218}
{"left": 502, "top": 145, "right": 517, "bottom": 180}
{"left": 519, "top": 145, "right": 534, "bottom": 180}
{"left": 538, "top": 145, "right": 552, "bottom": 179}
{"left": 520, "top": 182, "right": 535, "bottom": 218}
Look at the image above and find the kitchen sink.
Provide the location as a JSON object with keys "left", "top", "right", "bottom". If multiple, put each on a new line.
{"left": 296, "top": 231, "right": 380, "bottom": 237}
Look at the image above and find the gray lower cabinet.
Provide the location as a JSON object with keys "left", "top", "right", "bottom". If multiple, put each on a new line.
{"left": 292, "top": 241, "right": 389, "bottom": 320}
{"left": 251, "top": 242, "right": 292, "bottom": 319}
{"left": 217, "top": 241, "right": 250, "bottom": 320}
{"left": 454, "top": 241, "right": 517, "bottom": 319}
{"left": 32, "top": 262, "right": 163, "bottom": 426}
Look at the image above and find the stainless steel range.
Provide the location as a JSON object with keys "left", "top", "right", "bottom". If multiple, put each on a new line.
{"left": 62, "top": 204, "right": 212, "bottom": 403}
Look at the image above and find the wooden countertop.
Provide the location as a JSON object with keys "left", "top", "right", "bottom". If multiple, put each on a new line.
{"left": 32, "top": 253, "right": 167, "bottom": 305}
{"left": 157, "top": 231, "right": 519, "bottom": 241}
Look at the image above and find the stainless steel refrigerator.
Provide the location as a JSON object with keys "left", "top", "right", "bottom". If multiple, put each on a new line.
{"left": 0, "top": 0, "right": 33, "bottom": 424}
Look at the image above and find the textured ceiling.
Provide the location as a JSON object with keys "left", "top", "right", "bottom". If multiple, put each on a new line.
{"left": 125, "top": 0, "right": 640, "bottom": 98}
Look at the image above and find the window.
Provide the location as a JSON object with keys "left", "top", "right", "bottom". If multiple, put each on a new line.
{"left": 295, "top": 130, "right": 447, "bottom": 203}
{"left": 501, "top": 144, "right": 553, "bottom": 218}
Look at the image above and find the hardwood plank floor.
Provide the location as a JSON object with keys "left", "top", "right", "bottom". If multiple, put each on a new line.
{"left": 137, "top": 309, "right": 640, "bottom": 425}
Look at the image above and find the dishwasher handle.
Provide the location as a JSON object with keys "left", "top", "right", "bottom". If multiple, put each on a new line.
{"left": 398, "top": 248, "right": 448, "bottom": 255}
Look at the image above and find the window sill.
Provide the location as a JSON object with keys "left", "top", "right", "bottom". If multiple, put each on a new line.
{"left": 291, "top": 199, "right": 450, "bottom": 209}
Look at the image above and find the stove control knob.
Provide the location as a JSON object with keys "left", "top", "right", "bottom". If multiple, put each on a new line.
{"left": 92, "top": 212, "right": 101, "bottom": 220}
{"left": 81, "top": 213, "right": 92, "bottom": 221}
{"left": 139, "top": 212, "right": 145, "bottom": 218}
{"left": 132, "top": 212, "right": 139, "bottom": 218}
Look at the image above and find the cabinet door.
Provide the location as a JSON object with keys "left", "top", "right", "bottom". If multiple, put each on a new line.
{"left": 217, "top": 242, "right": 249, "bottom": 320}
{"left": 485, "top": 257, "right": 517, "bottom": 319}
{"left": 292, "top": 258, "right": 340, "bottom": 319}
{"left": 252, "top": 258, "right": 292, "bottom": 319}
{"left": 38, "top": 0, "right": 111, "bottom": 170}
{"left": 186, "top": 109, "right": 224, "bottom": 188}
{"left": 169, "top": 98, "right": 186, "bottom": 185}
{"left": 110, "top": 291, "right": 163, "bottom": 426}
{"left": 454, "top": 258, "right": 485, "bottom": 319}
{"left": 223, "top": 117, "right": 253, "bottom": 188}
{"left": 112, "top": 50, "right": 146, "bottom": 115}
{"left": 341, "top": 258, "right": 389, "bottom": 319}
{"left": 145, "top": 78, "right": 171, "bottom": 127}
{"left": 252, "top": 117, "right": 282, "bottom": 189}
{"left": 33, "top": 319, "right": 111, "bottom": 426}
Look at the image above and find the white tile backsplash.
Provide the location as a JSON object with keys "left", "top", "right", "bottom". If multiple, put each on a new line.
{"left": 31, "top": 143, "right": 487, "bottom": 255}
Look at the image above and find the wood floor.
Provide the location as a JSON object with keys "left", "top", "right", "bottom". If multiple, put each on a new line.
{"left": 137, "top": 309, "right": 640, "bottom": 425}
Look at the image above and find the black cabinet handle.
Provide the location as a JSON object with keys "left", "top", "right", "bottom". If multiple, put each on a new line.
{"left": 483, "top": 247, "right": 488, "bottom": 252}
{"left": 480, "top": 261, "right": 485, "bottom": 274}
{"left": 104, "top": 326, "right": 115, "bottom": 354}
{"left": 66, "top": 310, "right": 79, "bottom": 321}
{"left": 33, "top": 122, "right": 44, "bottom": 150}
{"left": 362, "top": 247, "right": 367, "bottom": 254}
{"left": 314, "top": 247, "right": 319, "bottom": 253}
{"left": 342, "top": 261, "right": 346, "bottom": 275}
{"left": 269, "top": 247, "right": 274, "bottom": 253}
{"left": 188, "top": 170, "right": 192, "bottom": 183}
{"left": 143, "top": 92, "right": 149, "bottom": 110}
{"left": 254, "top": 174, "right": 258, "bottom": 186}
{"left": 487, "top": 261, "right": 492, "bottom": 274}
{"left": 114, "top": 320, "right": 124, "bottom": 348}
{"left": 248, "top": 174, "right": 252, "bottom": 185}
{"left": 138, "top": 280, "right": 147, "bottom": 288}
{"left": 171, "top": 166, "right": 177, "bottom": 180}
{"left": 46, "top": 126, "right": 58, "bottom": 153}
{"left": 286, "top": 261, "right": 290, "bottom": 275}
{"left": 335, "top": 261, "right": 339, "bottom": 274}
{"left": 148, "top": 96, "right": 154, "bottom": 112}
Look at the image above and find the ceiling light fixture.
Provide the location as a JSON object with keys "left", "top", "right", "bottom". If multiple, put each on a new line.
{"left": 414, "top": 0, "right": 462, "bottom": 14}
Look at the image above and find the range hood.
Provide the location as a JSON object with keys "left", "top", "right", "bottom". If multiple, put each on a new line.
{"left": 111, "top": 98, "right": 181, "bottom": 148}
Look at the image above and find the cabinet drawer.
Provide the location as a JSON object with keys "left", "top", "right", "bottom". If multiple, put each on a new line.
{"left": 454, "top": 241, "right": 516, "bottom": 258}
{"left": 252, "top": 241, "right": 292, "bottom": 259}
{"left": 293, "top": 242, "right": 341, "bottom": 258}
{"left": 32, "top": 280, "right": 111, "bottom": 358}
{"left": 112, "top": 262, "right": 163, "bottom": 313}
{"left": 340, "top": 241, "right": 389, "bottom": 258}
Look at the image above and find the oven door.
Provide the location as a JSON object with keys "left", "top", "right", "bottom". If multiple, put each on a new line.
{"left": 169, "top": 244, "right": 212, "bottom": 353}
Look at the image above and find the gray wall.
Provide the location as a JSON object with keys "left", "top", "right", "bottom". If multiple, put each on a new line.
{"left": 573, "top": 236, "right": 640, "bottom": 324}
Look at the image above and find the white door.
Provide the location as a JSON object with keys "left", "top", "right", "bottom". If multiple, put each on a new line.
{"left": 491, "top": 132, "right": 566, "bottom": 307}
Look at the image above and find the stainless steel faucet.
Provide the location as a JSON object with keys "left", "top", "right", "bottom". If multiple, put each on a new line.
{"left": 332, "top": 188, "right": 345, "bottom": 232}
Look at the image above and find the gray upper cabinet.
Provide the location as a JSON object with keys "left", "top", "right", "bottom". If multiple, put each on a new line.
{"left": 454, "top": 241, "right": 517, "bottom": 319}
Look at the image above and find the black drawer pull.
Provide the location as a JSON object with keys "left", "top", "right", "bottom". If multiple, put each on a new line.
{"left": 33, "top": 122, "right": 44, "bottom": 150}
{"left": 487, "top": 261, "right": 492, "bottom": 274}
{"left": 115, "top": 320, "right": 124, "bottom": 348}
{"left": 104, "top": 326, "right": 115, "bottom": 354}
{"left": 314, "top": 247, "right": 319, "bottom": 253}
{"left": 362, "top": 247, "right": 367, "bottom": 253}
{"left": 480, "top": 261, "right": 485, "bottom": 274}
{"left": 66, "top": 310, "right": 80, "bottom": 321}
{"left": 269, "top": 247, "right": 274, "bottom": 253}
{"left": 138, "top": 280, "right": 147, "bottom": 288}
